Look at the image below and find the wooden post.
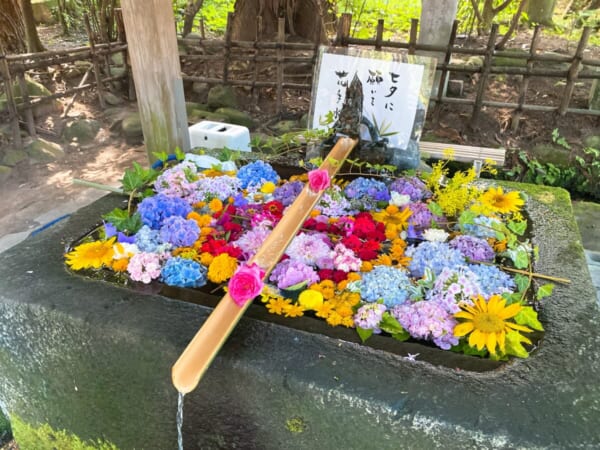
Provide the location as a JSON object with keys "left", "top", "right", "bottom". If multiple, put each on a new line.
{"left": 83, "top": 14, "right": 106, "bottom": 109}
{"left": 120, "top": 0, "right": 190, "bottom": 163}
{"left": 374, "top": 19, "right": 384, "bottom": 51}
{"left": 433, "top": 19, "right": 458, "bottom": 124}
{"left": 16, "top": 73, "right": 37, "bottom": 138}
{"left": 223, "top": 12, "right": 233, "bottom": 84}
{"left": 512, "top": 25, "right": 541, "bottom": 132}
{"left": 0, "top": 51, "right": 22, "bottom": 149}
{"left": 471, "top": 24, "right": 498, "bottom": 126}
{"left": 408, "top": 19, "right": 418, "bottom": 55}
{"left": 336, "top": 13, "right": 352, "bottom": 47}
{"left": 114, "top": 8, "right": 135, "bottom": 101}
{"left": 251, "top": 15, "right": 262, "bottom": 100}
{"left": 276, "top": 17, "right": 285, "bottom": 116}
{"left": 559, "top": 27, "right": 591, "bottom": 116}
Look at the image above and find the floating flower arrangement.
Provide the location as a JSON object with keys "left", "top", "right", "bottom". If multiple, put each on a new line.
{"left": 65, "top": 154, "right": 557, "bottom": 361}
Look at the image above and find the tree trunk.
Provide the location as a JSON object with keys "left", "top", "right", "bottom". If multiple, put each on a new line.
{"left": 182, "top": 0, "right": 204, "bottom": 36}
{"left": 230, "top": 0, "right": 331, "bottom": 43}
{"left": 526, "top": 0, "right": 557, "bottom": 25}
{"left": 0, "top": 0, "right": 26, "bottom": 54}
{"left": 20, "top": 0, "right": 45, "bottom": 52}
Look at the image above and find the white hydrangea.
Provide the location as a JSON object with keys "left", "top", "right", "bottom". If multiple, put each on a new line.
{"left": 422, "top": 228, "right": 449, "bottom": 243}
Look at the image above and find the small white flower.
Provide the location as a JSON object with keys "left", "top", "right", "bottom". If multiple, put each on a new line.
{"left": 422, "top": 228, "right": 449, "bottom": 243}
{"left": 389, "top": 191, "right": 411, "bottom": 207}
{"left": 113, "top": 243, "right": 140, "bottom": 260}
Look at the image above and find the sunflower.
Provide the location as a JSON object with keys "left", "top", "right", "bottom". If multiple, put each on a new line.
{"left": 454, "top": 294, "right": 532, "bottom": 355}
{"left": 479, "top": 186, "right": 524, "bottom": 214}
{"left": 65, "top": 238, "right": 115, "bottom": 270}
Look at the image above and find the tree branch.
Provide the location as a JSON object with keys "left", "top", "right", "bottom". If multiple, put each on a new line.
{"left": 493, "top": 0, "right": 514, "bottom": 14}
{"left": 470, "top": 0, "right": 485, "bottom": 24}
{"left": 496, "top": 0, "right": 528, "bottom": 49}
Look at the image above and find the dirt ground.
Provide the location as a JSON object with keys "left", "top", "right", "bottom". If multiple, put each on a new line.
{"left": 1, "top": 24, "right": 599, "bottom": 244}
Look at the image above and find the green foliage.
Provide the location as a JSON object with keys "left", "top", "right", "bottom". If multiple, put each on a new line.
{"left": 121, "top": 162, "right": 157, "bottom": 194}
{"left": 379, "top": 312, "right": 410, "bottom": 341}
{"left": 11, "top": 415, "right": 119, "bottom": 450}
{"left": 173, "top": 0, "right": 235, "bottom": 36}
{"left": 515, "top": 306, "right": 544, "bottom": 331}
{"left": 504, "top": 330, "right": 530, "bottom": 358}
{"left": 102, "top": 209, "right": 142, "bottom": 234}
{"left": 535, "top": 283, "right": 554, "bottom": 301}
{"left": 356, "top": 326, "right": 374, "bottom": 343}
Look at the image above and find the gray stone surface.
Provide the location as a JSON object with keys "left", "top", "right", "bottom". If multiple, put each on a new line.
{"left": 0, "top": 186, "right": 599, "bottom": 449}
{"left": 25, "top": 138, "right": 65, "bottom": 163}
{"left": 63, "top": 119, "right": 101, "bottom": 144}
{"left": 207, "top": 85, "right": 237, "bottom": 110}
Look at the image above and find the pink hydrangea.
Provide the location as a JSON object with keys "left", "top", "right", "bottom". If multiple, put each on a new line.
{"left": 127, "top": 252, "right": 163, "bottom": 284}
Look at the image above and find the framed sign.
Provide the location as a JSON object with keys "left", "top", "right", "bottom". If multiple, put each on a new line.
{"left": 309, "top": 47, "right": 436, "bottom": 150}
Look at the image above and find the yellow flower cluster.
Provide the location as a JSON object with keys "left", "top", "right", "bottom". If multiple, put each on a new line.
{"left": 207, "top": 253, "right": 238, "bottom": 284}
{"left": 372, "top": 238, "right": 410, "bottom": 268}
{"left": 372, "top": 205, "right": 412, "bottom": 240}
{"left": 428, "top": 161, "right": 480, "bottom": 217}
{"left": 65, "top": 238, "right": 115, "bottom": 270}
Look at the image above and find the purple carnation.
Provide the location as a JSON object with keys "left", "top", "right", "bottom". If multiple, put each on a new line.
{"left": 391, "top": 301, "right": 459, "bottom": 350}
{"left": 406, "top": 202, "right": 445, "bottom": 231}
{"left": 449, "top": 235, "right": 495, "bottom": 263}
{"left": 159, "top": 216, "right": 200, "bottom": 247}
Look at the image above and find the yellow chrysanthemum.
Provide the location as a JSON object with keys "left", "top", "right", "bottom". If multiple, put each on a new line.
{"left": 284, "top": 303, "right": 305, "bottom": 318}
{"left": 310, "top": 280, "right": 336, "bottom": 300}
{"left": 208, "top": 198, "right": 224, "bottom": 213}
{"left": 207, "top": 253, "right": 238, "bottom": 283}
{"left": 266, "top": 297, "right": 290, "bottom": 315}
{"left": 480, "top": 186, "right": 524, "bottom": 215}
{"left": 454, "top": 295, "right": 532, "bottom": 355}
{"left": 372, "top": 205, "right": 411, "bottom": 229}
{"left": 65, "top": 238, "right": 115, "bottom": 270}
{"left": 188, "top": 211, "right": 213, "bottom": 228}
{"left": 199, "top": 252, "right": 214, "bottom": 266}
{"left": 326, "top": 311, "right": 343, "bottom": 327}
{"left": 111, "top": 258, "right": 129, "bottom": 272}
{"left": 298, "top": 289, "right": 324, "bottom": 310}
{"left": 314, "top": 301, "right": 335, "bottom": 319}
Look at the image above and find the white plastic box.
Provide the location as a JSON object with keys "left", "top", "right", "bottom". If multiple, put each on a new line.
{"left": 188, "top": 120, "right": 251, "bottom": 152}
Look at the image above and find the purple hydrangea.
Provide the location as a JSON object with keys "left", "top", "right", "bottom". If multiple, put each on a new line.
{"left": 186, "top": 174, "right": 241, "bottom": 205}
{"left": 407, "top": 202, "right": 445, "bottom": 232}
{"left": 269, "top": 259, "right": 319, "bottom": 289}
{"left": 391, "top": 301, "right": 458, "bottom": 350}
{"left": 360, "top": 265, "right": 412, "bottom": 307}
{"left": 236, "top": 160, "right": 279, "bottom": 189}
{"left": 467, "top": 263, "right": 516, "bottom": 297}
{"left": 154, "top": 161, "right": 199, "bottom": 199}
{"left": 426, "top": 266, "right": 482, "bottom": 313}
{"left": 160, "top": 256, "right": 207, "bottom": 288}
{"left": 406, "top": 241, "right": 465, "bottom": 278}
{"left": 159, "top": 216, "right": 200, "bottom": 247}
{"left": 317, "top": 185, "right": 355, "bottom": 217}
{"left": 273, "top": 180, "right": 304, "bottom": 206}
{"left": 389, "top": 177, "right": 431, "bottom": 202}
{"left": 449, "top": 235, "right": 495, "bottom": 263}
{"left": 137, "top": 193, "right": 191, "bottom": 229}
{"left": 354, "top": 303, "right": 387, "bottom": 333}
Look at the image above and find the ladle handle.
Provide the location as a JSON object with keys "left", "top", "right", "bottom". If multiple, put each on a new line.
{"left": 172, "top": 137, "right": 358, "bottom": 394}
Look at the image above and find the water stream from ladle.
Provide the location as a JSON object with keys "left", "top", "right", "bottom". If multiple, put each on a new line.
{"left": 177, "top": 391, "right": 184, "bottom": 450}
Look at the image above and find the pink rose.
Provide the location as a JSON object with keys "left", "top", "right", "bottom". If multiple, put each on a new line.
{"left": 228, "top": 263, "right": 265, "bottom": 307}
{"left": 308, "top": 169, "right": 330, "bottom": 193}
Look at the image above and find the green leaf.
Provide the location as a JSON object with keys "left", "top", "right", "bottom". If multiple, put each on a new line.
{"left": 514, "top": 306, "right": 544, "bottom": 331}
{"left": 102, "top": 209, "right": 142, "bottom": 233}
{"left": 391, "top": 329, "right": 410, "bottom": 342}
{"left": 121, "top": 162, "right": 155, "bottom": 193}
{"left": 507, "top": 220, "right": 527, "bottom": 236}
{"left": 356, "top": 326, "right": 373, "bottom": 343}
{"left": 536, "top": 283, "right": 554, "bottom": 300}
{"left": 427, "top": 202, "right": 444, "bottom": 217}
{"left": 504, "top": 330, "right": 530, "bottom": 358}
{"left": 174, "top": 147, "right": 186, "bottom": 161}
{"left": 379, "top": 312, "right": 405, "bottom": 335}
{"left": 513, "top": 248, "right": 529, "bottom": 269}
{"left": 513, "top": 274, "right": 530, "bottom": 293}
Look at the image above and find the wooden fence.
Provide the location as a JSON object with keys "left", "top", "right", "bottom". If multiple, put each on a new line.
{"left": 180, "top": 13, "right": 600, "bottom": 130}
{"left": 0, "top": 13, "right": 128, "bottom": 149}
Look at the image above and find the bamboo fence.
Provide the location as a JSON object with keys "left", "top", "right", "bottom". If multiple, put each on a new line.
{"left": 179, "top": 13, "right": 600, "bottom": 130}
{"left": 2, "top": 12, "right": 600, "bottom": 149}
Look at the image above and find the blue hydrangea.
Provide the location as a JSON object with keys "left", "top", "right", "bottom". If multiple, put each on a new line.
{"left": 137, "top": 193, "right": 192, "bottom": 229}
{"left": 135, "top": 225, "right": 171, "bottom": 253}
{"left": 236, "top": 160, "right": 279, "bottom": 189}
{"left": 344, "top": 177, "right": 390, "bottom": 211}
{"left": 406, "top": 241, "right": 465, "bottom": 278}
{"left": 160, "top": 257, "right": 207, "bottom": 288}
{"left": 159, "top": 216, "right": 200, "bottom": 247}
{"left": 467, "top": 263, "right": 516, "bottom": 297}
{"left": 360, "top": 265, "right": 412, "bottom": 307}
{"left": 460, "top": 215, "right": 502, "bottom": 239}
